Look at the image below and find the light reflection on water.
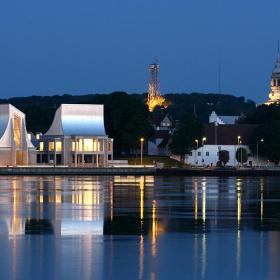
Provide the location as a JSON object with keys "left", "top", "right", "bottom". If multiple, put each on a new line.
{"left": 0, "top": 176, "right": 279, "bottom": 279}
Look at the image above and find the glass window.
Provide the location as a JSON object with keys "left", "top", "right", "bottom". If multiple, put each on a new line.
{"left": 48, "top": 142, "right": 55, "bottom": 151}
{"left": 39, "top": 142, "right": 44, "bottom": 151}
{"left": 84, "top": 139, "right": 94, "bottom": 152}
{"left": 189, "top": 152, "right": 192, "bottom": 156}
{"left": 72, "top": 141, "right": 76, "bottom": 151}
{"left": 198, "top": 152, "right": 201, "bottom": 156}
{"left": 56, "top": 141, "right": 62, "bottom": 152}
{"left": 206, "top": 152, "right": 209, "bottom": 156}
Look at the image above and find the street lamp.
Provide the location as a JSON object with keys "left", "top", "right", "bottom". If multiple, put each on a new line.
{"left": 202, "top": 137, "right": 206, "bottom": 164}
{"left": 237, "top": 136, "right": 241, "bottom": 167}
{"left": 195, "top": 139, "right": 198, "bottom": 165}
{"left": 256, "top": 139, "right": 264, "bottom": 167}
{"left": 140, "top": 138, "right": 144, "bottom": 166}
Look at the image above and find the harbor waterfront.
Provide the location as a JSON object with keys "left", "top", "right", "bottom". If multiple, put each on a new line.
{"left": 1, "top": 167, "right": 280, "bottom": 176}
{"left": 0, "top": 175, "right": 279, "bottom": 280}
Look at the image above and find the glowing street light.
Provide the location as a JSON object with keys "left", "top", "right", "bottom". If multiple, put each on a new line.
{"left": 195, "top": 139, "right": 199, "bottom": 165}
{"left": 256, "top": 139, "right": 264, "bottom": 167}
{"left": 140, "top": 138, "right": 144, "bottom": 166}
{"left": 202, "top": 137, "right": 207, "bottom": 164}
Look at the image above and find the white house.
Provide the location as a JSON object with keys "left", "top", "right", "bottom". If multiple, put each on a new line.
{"left": 186, "top": 144, "right": 252, "bottom": 166}
{"left": 185, "top": 121, "right": 258, "bottom": 166}
{"left": 209, "top": 111, "right": 240, "bottom": 125}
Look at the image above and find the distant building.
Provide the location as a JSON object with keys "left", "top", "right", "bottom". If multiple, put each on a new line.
{"left": 0, "top": 104, "right": 36, "bottom": 166}
{"left": 148, "top": 114, "right": 175, "bottom": 156}
{"left": 265, "top": 51, "right": 280, "bottom": 105}
{"left": 37, "top": 104, "right": 113, "bottom": 167}
{"left": 209, "top": 111, "right": 240, "bottom": 125}
{"left": 185, "top": 120, "right": 258, "bottom": 166}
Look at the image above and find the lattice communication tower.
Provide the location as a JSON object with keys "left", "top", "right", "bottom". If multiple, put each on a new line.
{"left": 146, "top": 61, "right": 168, "bottom": 112}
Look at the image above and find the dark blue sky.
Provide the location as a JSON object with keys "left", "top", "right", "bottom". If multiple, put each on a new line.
{"left": 0, "top": 0, "right": 279, "bottom": 102}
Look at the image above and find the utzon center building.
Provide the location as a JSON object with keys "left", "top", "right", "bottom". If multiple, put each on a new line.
{"left": 37, "top": 104, "right": 113, "bottom": 167}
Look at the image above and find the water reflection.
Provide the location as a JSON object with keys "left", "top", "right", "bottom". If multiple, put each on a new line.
{"left": 0, "top": 176, "right": 279, "bottom": 279}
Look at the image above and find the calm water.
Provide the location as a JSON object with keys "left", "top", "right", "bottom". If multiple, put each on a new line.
{"left": 0, "top": 176, "right": 279, "bottom": 280}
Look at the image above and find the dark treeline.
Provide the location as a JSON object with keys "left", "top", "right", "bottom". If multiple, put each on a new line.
{"left": 0, "top": 92, "right": 256, "bottom": 155}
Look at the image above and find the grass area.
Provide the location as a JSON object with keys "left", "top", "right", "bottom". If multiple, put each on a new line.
{"left": 115, "top": 156, "right": 182, "bottom": 168}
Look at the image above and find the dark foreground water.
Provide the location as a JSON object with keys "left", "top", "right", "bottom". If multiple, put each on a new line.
{"left": 0, "top": 176, "right": 279, "bottom": 280}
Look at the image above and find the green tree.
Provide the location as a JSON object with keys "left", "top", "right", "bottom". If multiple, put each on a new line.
{"left": 169, "top": 113, "right": 203, "bottom": 161}
{"left": 250, "top": 120, "right": 280, "bottom": 164}
{"left": 218, "top": 150, "right": 229, "bottom": 166}
{"left": 236, "top": 147, "right": 248, "bottom": 164}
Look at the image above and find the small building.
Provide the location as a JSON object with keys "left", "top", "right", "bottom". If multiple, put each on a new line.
{"left": 0, "top": 104, "right": 36, "bottom": 166}
{"left": 209, "top": 111, "right": 240, "bottom": 125}
{"left": 37, "top": 104, "right": 113, "bottom": 167}
{"left": 185, "top": 123, "right": 258, "bottom": 166}
{"left": 148, "top": 114, "right": 175, "bottom": 156}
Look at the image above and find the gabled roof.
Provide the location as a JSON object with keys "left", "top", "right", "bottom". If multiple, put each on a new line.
{"left": 45, "top": 104, "right": 106, "bottom": 136}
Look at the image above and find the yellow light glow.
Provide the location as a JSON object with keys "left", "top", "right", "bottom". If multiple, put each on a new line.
{"left": 152, "top": 199, "right": 157, "bottom": 257}
{"left": 55, "top": 141, "right": 62, "bottom": 152}
{"left": 39, "top": 142, "right": 44, "bottom": 151}
{"left": 140, "top": 176, "right": 144, "bottom": 220}
{"left": 48, "top": 142, "right": 55, "bottom": 151}
{"left": 202, "top": 182, "right": 206, "bottom": 225}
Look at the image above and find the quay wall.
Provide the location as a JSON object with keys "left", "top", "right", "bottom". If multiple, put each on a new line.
{"left": 0, "top": 167, "right": 280, "bottom": 176}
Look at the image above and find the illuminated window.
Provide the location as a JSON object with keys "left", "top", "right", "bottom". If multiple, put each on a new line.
{"left": 83, "top": 139, "right": 93, "bottom": 152}
{"left": 49, "top": 142, "right": 55, "bottom": 151}
{"left": 108, "top": 142, "right": 112, "bottom": 152}
{"left": 13, "top": 115, "right": 21, "bottom": 148}
{"left": 39, "top": 142, "right": 44, "bottom": 151}
{"left": 56, "top": 141, "right": 62, "bottom": 152}
{"left": 72, "top": 141, "right": 76, "bottom": 151}
{"left": 93, "top": 139, "right": 97, "bottom": 151}
{"left": 98, "top": 139, "right": 103, "bottom": 151}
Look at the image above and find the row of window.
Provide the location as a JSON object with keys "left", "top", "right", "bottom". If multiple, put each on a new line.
{"left": 189, "top": 151, "right": 210, "bottom": 156}
{"left": 272, "top": 79, "right": 280, "bottom": 87}
{"left": 39, "top": 139, "right": 113, "bottom": 153}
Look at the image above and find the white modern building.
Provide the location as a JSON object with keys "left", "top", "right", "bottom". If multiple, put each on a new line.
{"left": 0, "top": 104, "right": 36, "bottom": 166}
{"left": 37, "top": 104, "right": 113, "bottom": 167}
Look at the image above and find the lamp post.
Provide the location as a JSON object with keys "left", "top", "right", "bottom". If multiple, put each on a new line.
{"left": 195, "top": 139, "right": 198, "bottom": 165}
{"left": 237, "top": 136, "right": 241, "bottom": 167}
{"left": 140, "top": 138, "right": 144, "bottom": 166}
{"left": 202, "top": 137, "right": 206, "bottom": 165}
{"left": 256, "top": 139, "right": 264, "bottom": 167}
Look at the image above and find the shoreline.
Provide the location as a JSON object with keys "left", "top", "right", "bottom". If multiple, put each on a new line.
{"left": 0, "top": 167, "right": 280, "bottom": 176}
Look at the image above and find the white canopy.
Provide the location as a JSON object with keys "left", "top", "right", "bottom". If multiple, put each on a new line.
{"left": 45, "top": 104, "right": 106, "bottom": 136}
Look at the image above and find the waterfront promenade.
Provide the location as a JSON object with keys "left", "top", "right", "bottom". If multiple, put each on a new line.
{"left": 1, "top": 166, "right": 280, "bottom": 176}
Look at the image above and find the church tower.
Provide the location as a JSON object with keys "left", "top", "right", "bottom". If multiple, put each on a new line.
{"left": 265, "top": 46, "right": 280, "bottom": 105}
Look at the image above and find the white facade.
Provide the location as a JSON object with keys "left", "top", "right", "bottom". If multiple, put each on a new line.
{"left": 185, "top": 144, "right": 252, "bottom": 166}
{"left": 38, "top": 104, "right": 113, "bottom": 167}
{"left": 0, "top": 104, "right": 36, "bottom": 166}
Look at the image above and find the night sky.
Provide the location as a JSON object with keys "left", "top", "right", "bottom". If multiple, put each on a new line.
{"left": 0, "top": 0, "right": 279, "bottom": 102}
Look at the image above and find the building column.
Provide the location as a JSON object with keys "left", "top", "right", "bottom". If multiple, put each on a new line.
{"left": 74, "top": 137, "right": 77, "bottom": 167}
{"left": 54, "top": 139, "right": 57, "bottom": 167}
{"left": 82, "top": 137, "right": 84, "bottom": 167}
